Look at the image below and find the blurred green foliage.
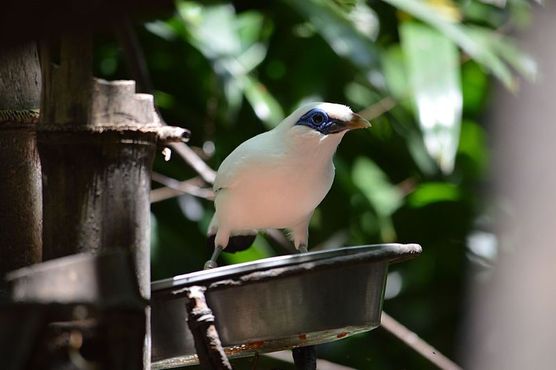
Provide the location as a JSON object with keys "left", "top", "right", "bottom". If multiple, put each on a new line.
{"left": 95, "top": 0, "right": 535, "bottom": 368}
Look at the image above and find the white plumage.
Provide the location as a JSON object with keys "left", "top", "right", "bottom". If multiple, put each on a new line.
{"left": 205, "top": 102, "right": 369, "bottom": 268}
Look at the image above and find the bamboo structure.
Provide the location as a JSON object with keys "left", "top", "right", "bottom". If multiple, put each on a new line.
{"left": 0, "top": 44, "right": 42, "bottom": 284}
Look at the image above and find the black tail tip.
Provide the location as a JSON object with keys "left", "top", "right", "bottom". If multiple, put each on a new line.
{"left": 207, "top": 234, "right": 257, "bottom": 253}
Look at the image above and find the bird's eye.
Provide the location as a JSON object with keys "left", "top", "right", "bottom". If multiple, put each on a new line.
{"left": 312, "top": 112, "right": 325, "bottom": 125}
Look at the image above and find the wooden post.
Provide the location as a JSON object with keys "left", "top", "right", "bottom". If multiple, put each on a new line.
{"left": 38, "top": 34, "right": 187, "bottom": 369}
{"left": 0, "top": 44, "right": 42, "bottom": 284}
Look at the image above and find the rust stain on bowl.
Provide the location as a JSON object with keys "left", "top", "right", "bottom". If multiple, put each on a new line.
{"left": 246, "top": 340, "right": 265, "bottom": 349}
{"left": 298, "top": 334, "right": 307, "bottom": 340}
{"left": 336, "top": 332, "right": 348, "bottom": 339}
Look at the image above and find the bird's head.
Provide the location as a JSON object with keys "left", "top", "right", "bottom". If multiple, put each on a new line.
{"left": 278, "top": 102, "right": 371, "bottom": 135}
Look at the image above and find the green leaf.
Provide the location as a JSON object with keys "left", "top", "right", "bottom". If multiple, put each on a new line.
{"left": 352, "top": 158, "right": 402, "bottom": 241}
{"left": 222, "top": 234, "right": 274, "bottom": 264}
{"left": 348, "top": 1, "right": 380, "bottom": 41}
{"left": 457, "top": 119, "right": 488, "bottom": 174}
{"left": 236, "top": 11, "right": 266, "bottom": 49}
{"left": 285, "top": 0, "right": 379, "bottom": 70}
{"left": 144, "top": 20, "right": 177, "bottom": 41}
{"left": 383, "top": 0, "right": 516, "bottom": 89}
{"left": 177, "top": 2, "right": 241, "bottom": 59}
{"left": 407, "top": 182, "right": 461, "bottom": 208}
{"left": 344, "top": 81, "right": 381, "bottom": 110}
{"left": 176, "top": 1, "right": 282, "bottom": 124}
{"left": 352, "top": 157, "right": 402, "bottom": 216}
{"left": 381, "top": 45, "right": 410, "bottom": 101}
{"left": 154, "top": 90, "right": 176, "bottom": 110}
{"left": 467, "top": 27, "right": 537, "bottom": 82}
{"left": 242, "top": 75, "right": 285, "bottom": 127}
{"left": 401, "top": 22, "right": 462, "bottom": 174}
{"left": 462, "top": 61, "right": 489, "bottom": 115}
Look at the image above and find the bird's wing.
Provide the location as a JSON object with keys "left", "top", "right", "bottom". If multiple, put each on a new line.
{"left": 213, "top": 131, "right": 281, "bottom": 192}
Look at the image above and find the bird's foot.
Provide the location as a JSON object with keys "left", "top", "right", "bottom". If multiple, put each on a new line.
{"left": 204, "top": 246, "right": 223, "bottom": 270}
{"left": 203, "top": 260, "right": 218, "bottom": 269}
{"left": 298, "top": 244, "right": 308, "bottom": 254}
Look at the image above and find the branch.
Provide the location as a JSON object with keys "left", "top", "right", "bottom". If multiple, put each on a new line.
{"left": 169, "top": 142, "right": 216, "bottom": 184}
{"left": 151, "top": 172, "right": 214, "bottom": 202}
{"left": 357, "top": 96, "right": 397, "bottom": 122}
{"left": 381, "top": 312, "right": 462, "bottom": 370}
{"left": 184, "top": 286, "right": 233, "bottom": 370}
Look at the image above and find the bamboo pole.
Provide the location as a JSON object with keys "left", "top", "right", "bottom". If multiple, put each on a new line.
{"left": 0, "top": 44, "right": 42, "bottom": 284}
{"left": 38, "top": 34, "right": 154, "bottom": 370}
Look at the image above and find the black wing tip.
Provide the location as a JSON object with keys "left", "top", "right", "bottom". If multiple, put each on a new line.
{"left": 207, "top": 234, "right": 257, "bottom": 253}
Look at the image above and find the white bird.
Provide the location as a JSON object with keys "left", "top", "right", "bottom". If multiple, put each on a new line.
{"left": 205, "top": 102, "right": 370, "bottom": 268}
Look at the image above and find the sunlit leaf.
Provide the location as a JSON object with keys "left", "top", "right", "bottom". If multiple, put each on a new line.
{"left": 467, "top": 27, "right": 537, "bottom": 81}
{"left": 222, "top": 75, "right": 243, "bottom": 115}
{"left": 176, "top": 1, "right": 281, "bottom": 123}
{"left": 407, "top": 182, "right": 461, "bottom": 208}
{"left": 177, "top": 2, "right": 241, "bottom": 58}
{"left": 383, "top": 0, "right": 516, "bottom": 89}
{"left": 236, "top": 44, "right": 268, "bottom": 75}
{"left": 285, "top": 0, "right": 380, "bottom": 70}
{"left": 349, "top": 1, "right": 380, "bottom": 41}
{"left": 426, "top": 0, "right": 462, "bottom": 22}
{"left": 353, "top": 158, "right": 401, "bottom": 214}
{"left": 242, "top": 75, "right": 285, "bottom": 127}
{"left": 236, "top": 11, "right": 266, "bottom": 48}
{"left": 401, "top": 22, "right": 462, "bottom": 173}
{"left": 145, "top": 20, "right": 177, "bottom": 41}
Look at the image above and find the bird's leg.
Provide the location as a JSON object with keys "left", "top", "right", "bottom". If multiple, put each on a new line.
{"left": 204, "top": 246, "right": 223, "bottom": 270}
{"left": 291, "top": 218, "right": 310, "bottom": 254}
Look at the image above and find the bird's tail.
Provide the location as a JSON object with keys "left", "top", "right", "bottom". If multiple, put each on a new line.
{"left": 207, "top": 234, "right": 257, "bottom": 253}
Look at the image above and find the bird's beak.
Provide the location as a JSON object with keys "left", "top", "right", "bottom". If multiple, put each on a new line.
{"left": 345, "top": 113, "right": 371, "bottom": 130}
{"left": 326, "top": 113, "right": 371, "bottom": 134}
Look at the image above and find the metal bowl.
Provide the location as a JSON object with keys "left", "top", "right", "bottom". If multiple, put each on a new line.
{"left": 151, "top": 243, "right": 421, "bottom": 369}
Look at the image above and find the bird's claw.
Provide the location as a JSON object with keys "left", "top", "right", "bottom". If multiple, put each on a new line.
{"left": 298, "top": 245, "right": 308, "bottom": 253}
{"left": 204, "top": 260, "right": 218, "bottom": 270}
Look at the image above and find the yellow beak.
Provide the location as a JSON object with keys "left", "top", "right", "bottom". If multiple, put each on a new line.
{"left": 345, "top": 113, "right": 371, "bottom": 130}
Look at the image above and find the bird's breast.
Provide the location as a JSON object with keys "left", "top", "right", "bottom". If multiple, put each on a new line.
{"left": 215, "top": 160, "right": 334, "bottom": 230}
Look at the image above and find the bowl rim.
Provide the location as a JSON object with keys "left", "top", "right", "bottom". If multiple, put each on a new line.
{"left": 151, "top": 243, "right": 421, "bottom": 293}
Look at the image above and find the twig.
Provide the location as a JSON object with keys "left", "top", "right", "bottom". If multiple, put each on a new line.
{"left": 381, "top": 312, "right": 462, "bottom": 370}
{"left": 169, "top": 142, "right": 217, "bottom": 184}
{"left": 357, "top": 96, "right": 397, "bottom": 121}
{"left": 151, "top": 172, "right": 214, "bottom": 202}
{"left": 184, "top": 286, "right": 233, "bottom": 370}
